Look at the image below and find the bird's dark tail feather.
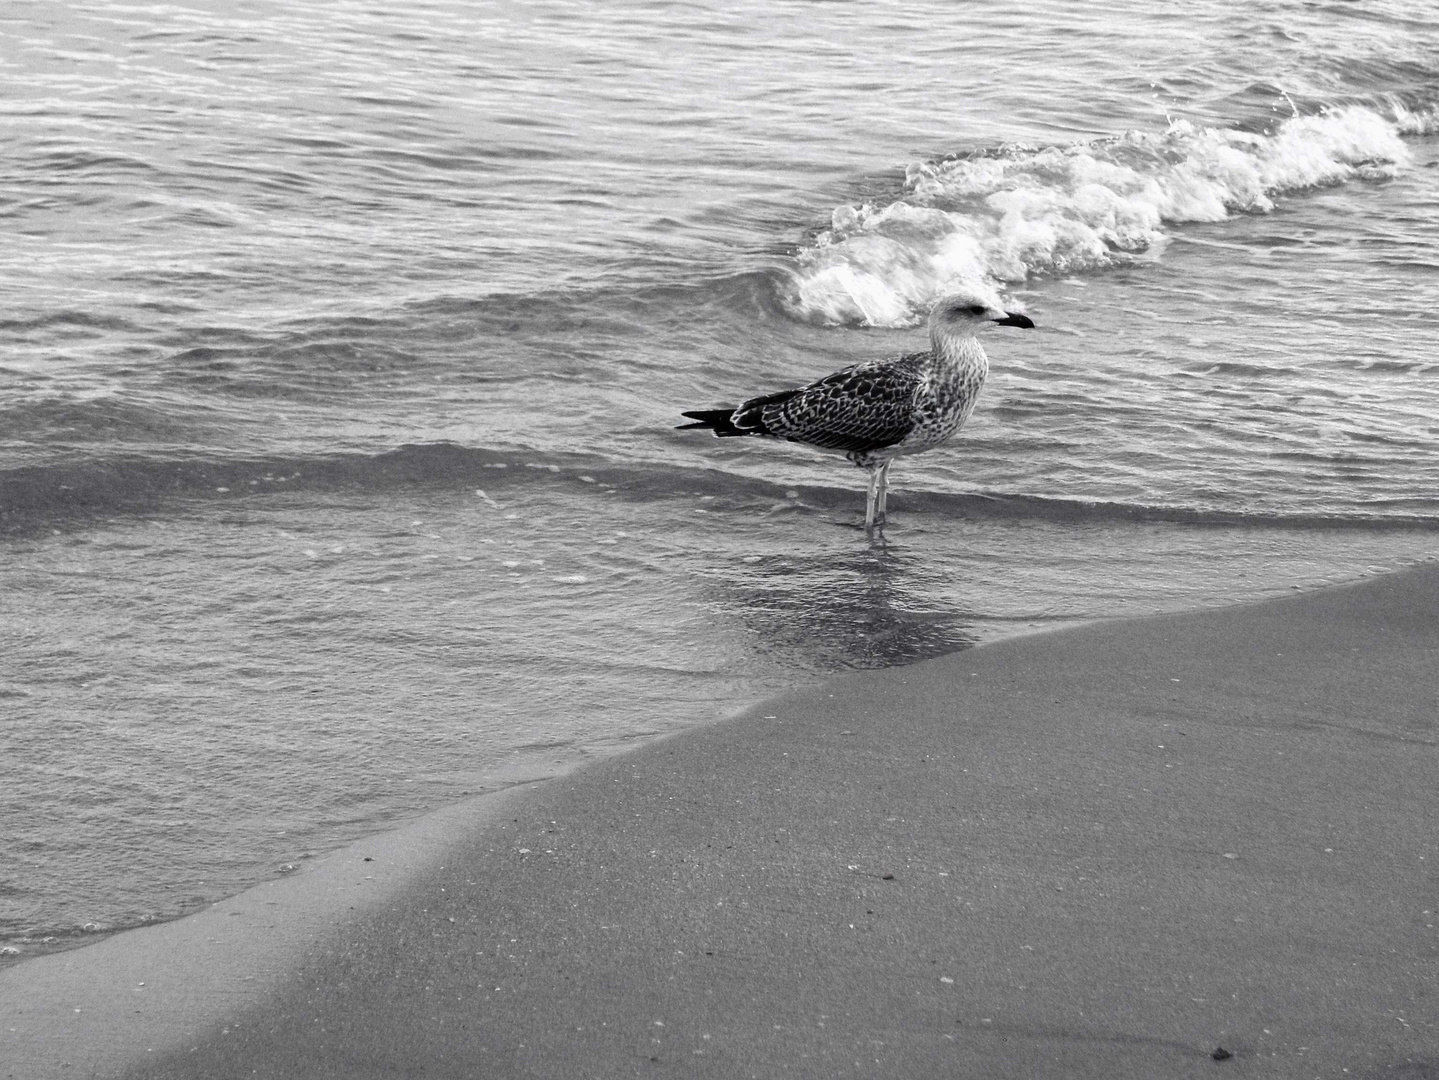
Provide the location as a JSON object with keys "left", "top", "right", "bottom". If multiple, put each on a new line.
{"left": 677, "top": 408, "right": 748, "bottom": 437}
{"left": 678, "top": 388, "right": 800, "bottom": 437}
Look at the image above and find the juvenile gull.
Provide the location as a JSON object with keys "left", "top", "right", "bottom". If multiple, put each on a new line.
{"left": 678, "top": 289, "right": 1035, "bottom": 531}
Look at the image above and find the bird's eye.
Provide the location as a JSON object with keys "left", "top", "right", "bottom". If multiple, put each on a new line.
{"left": 965, "top": 304, "right": 987, "bottom": 316}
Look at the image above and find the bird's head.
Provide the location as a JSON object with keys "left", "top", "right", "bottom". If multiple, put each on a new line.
{"left": 928, "top": 289, "right": 1035, "bottom": 335}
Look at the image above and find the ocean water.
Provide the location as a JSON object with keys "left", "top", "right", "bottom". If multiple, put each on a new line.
{"left": 3, "top": 0, "right": 1438, "bottom": 957}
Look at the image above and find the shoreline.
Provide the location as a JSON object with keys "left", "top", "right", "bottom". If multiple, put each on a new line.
{"left": 4, "top": 561, "right": 1437, "bottom": 1078}
{"left": 0, "top": 552, "right": 1415, "bottom": 966}
{"left": 0, "top": 782, "right": 542, "bottom": 1079}
{"left": 0, "top": 604, "right": 1097, "bottom": 971}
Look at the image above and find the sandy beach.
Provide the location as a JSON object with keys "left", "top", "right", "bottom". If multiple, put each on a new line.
{"left": 4, "top": 562, "right": 1436, "bottom": 1079}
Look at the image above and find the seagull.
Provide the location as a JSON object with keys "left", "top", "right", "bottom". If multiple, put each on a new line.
{"left": 678, "top": 289, "right": 1035, "bottom": 532}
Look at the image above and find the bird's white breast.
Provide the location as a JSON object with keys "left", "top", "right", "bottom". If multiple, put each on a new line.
{"left": 895, "top": 336, "right": 988, "bottom": 455}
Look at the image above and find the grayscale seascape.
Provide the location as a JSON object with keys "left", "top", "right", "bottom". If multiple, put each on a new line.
{"left": 3, "top": 0, "right": 1437, "bottom": 959}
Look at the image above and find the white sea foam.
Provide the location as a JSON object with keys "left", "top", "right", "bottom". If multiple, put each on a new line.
{"left": 1390, "top": 99, "right": 1439, "bottom": 136}
{"left": 782, "top": 105, "right": 1418, "bottom": 327}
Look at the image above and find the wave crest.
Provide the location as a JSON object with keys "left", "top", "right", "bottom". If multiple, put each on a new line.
{"left": 781, "top": 104, "right": 1418, "bottom": 327}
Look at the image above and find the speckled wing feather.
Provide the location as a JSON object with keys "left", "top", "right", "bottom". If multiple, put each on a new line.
{"left": 732, "top": 353, "right": 926, "bottom": 454}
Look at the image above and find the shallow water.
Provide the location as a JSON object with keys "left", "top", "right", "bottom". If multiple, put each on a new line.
{"left": 3, "top": 0, "right": 1438, "bottom": 955}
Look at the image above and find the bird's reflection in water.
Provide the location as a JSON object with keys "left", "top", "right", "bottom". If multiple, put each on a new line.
{"left": 715, "top": 541, "right": 981, "bottom": 672}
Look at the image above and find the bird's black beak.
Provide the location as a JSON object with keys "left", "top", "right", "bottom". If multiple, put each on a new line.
{"left": 993, "top": 311, "right": 1035, "bottom": 329}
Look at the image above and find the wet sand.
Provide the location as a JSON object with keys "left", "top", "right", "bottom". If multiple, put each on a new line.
{"left": 5, "top": 562, "right": 1437, "bottom": 1079}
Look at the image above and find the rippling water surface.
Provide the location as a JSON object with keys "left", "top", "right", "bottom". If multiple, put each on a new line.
{"left": 3, "top": 0, "right": 1438, "bottom": 955}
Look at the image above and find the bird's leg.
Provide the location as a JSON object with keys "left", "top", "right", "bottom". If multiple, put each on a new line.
{"left": 875, "top": 461, "right": 892, "bottom": 522}
{"left": 864, "top": 465, "right": 881, "bottom": 532}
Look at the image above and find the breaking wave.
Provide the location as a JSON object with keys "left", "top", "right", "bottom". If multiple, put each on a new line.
{"left": 781, "top": 100, "right": 1436, "bottom": 328}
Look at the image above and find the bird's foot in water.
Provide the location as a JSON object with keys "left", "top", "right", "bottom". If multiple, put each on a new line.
{"left": 831, "top": 515, "right": 885, "bottom": 534}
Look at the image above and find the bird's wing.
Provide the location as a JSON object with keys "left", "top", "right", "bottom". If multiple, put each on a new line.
{"left": 733, "top": 353, "right": 925, "bottom": 454}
